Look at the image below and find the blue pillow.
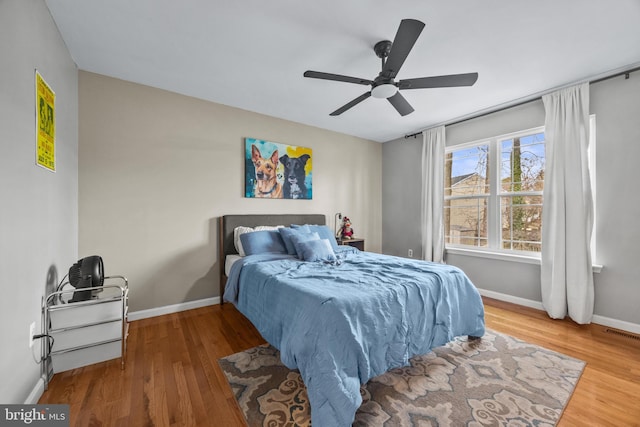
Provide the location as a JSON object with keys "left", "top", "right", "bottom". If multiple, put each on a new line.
{"left": 290, "top": 224, "right": 311, "bottom": 233}
{"left": 240, "top": 230, "right": 287, "bottom": 255}
{"left": 292, "top": 224, "right": 339, "bottom": 250}
{"left": 288, "top": 231, "right": 320, "bottom": 259}
{"left": 297, "top": 239, "right": 337, "bottom": 262}
{"left": 279, "top": 227, "right": 310, "bottom": 255}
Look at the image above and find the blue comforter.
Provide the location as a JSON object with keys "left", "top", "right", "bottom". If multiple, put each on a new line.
{"left": 224, "top": 248, "right": 485, "bottom": 426}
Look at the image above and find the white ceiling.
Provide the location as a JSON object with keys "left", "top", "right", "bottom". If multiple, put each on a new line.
{"left": 45, "top": 0, "right": 640, "bottom": 143}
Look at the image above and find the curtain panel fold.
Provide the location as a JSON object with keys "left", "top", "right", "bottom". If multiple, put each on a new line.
{"left": 420, "top": 126, "right": 445, "bottom": 263}
{"left": 541, "top": 82, "right": 594, "bottom": 324}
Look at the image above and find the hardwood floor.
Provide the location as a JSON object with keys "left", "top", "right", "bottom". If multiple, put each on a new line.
{"left": 39, "top": 298, "right": 640, "bottom": 426}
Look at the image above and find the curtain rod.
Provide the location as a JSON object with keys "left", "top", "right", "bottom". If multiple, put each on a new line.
{"left": 403, "top": 64, "right": 640, "bottom": 139}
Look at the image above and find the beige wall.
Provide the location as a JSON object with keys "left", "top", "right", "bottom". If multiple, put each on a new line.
{"left": 79, "top": 71, "right": 381, "bottom": 312}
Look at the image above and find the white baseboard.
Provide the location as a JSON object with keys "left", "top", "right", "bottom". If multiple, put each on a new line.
{"left": 591, "top": 314, "right": 640, "bottom": 335}
{"left": 478, "top": 288, "right": 545, "bottom": 311}
{"left": 33, "top": 290, "right": 639, "bottom": 404}
{"left": 24, "top": 376, "right": 45, "bottom": 404}
{"left": 129, "top": 290, "right": 640, "bottom": 335}
{"left": 128, "top": 297, "right": 220, "bottom": 321}
{"left": 478, "top": 288, "right": 640, "bottom": 335}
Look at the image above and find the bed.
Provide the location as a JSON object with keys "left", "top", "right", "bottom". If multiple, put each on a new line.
{"left": 218, "top": 214, "right": 485, "bottom": 427}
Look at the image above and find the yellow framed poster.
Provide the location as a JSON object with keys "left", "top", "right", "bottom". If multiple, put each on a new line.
{"left": 35, "top": 70, "right": 56, "bottom": 171}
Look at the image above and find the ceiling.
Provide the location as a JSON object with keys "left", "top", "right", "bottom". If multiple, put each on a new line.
{"left": 45, "top": 0, "right": 640, "bottom": 143}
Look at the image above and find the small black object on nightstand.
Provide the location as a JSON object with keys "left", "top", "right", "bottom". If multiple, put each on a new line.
{"left": 337, "top": 238, "right": 365, "bottom": 251}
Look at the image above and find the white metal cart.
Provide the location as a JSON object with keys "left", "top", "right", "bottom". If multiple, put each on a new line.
{"left": 43, "top": 276, "right": 128, "bottom": 388}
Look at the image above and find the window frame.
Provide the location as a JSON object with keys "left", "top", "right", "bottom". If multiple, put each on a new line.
{"left": 445, "top": 125, "right": 546, "bottom": 258}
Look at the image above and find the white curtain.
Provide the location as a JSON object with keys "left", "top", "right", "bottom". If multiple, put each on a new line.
{"left": 420, "top": 126, "right": 445, "bottom": 263}
{"left": 541, "top": 82, "right": 594, "bottom": 324}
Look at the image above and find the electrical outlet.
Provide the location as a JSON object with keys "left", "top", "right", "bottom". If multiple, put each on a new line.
{"left": 29, "top": 322, "right": 36, "bottom": 348}
{"left": 408, "top": 249, "right": 413, "bottom": 258}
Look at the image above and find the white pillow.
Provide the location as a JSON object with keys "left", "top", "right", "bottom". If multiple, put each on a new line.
{"left": 255, "top": 225, "right": 284, "bottom": 231}
{"left": 233, "top": 226, "right": 254, "bottom": 256}
{"left": 233, "top": 225, "right": 284, "bottom": 256}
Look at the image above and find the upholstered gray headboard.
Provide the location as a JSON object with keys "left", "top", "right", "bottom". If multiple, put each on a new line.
{"left": 218, "top": 214, "right": 326, "bottom": 301}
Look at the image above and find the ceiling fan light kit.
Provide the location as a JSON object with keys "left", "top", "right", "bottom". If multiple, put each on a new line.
{"left": 304, "top": 19, "right": 478, "bottom": 116}
{"left": 371, "top": 83, "right": 397, "bottom": 99}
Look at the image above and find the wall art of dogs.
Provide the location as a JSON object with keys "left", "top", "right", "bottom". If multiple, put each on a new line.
{"left": 280, "top": 154, "right": 310, "bottom": 199}
{"left": 251, "top": 144, "right": 283, "bottom": 198}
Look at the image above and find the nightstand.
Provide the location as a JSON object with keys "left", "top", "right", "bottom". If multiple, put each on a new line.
{"left": 338, "top": 238, "right": 364, "bottom": 251}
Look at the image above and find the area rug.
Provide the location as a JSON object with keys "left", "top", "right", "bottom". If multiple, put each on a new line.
{"left": 218, "top": 329, "right": 585, "bottom": 426}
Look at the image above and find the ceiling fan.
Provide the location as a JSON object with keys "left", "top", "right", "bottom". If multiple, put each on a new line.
{"left": 304, "top": 19, "right": 478, "bottom": 117}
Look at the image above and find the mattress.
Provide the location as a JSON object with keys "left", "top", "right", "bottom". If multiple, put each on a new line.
{"left": 224, "top": 254, "right": 242, "bottom": 276}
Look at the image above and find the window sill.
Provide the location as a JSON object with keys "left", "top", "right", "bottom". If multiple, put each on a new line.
{"left": 445, "top": 246, "right": 603, "bottom": 273}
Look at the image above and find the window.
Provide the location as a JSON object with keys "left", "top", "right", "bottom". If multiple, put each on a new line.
{"left": 499, "top": 133, "right": 545, "bottom": 251}
{"left": 444, "top": 144, "right": 490, "bottom": 248}
{"left": 445, "top": 127, "right": 545, "bottom": 254}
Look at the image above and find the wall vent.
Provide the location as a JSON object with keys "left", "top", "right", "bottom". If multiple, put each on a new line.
{"left": 604, "top": 328, "right": 640, "bottom": 341}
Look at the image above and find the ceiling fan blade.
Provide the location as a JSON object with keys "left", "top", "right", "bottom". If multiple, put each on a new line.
{"left": 398, "top": 72, "right": 479, "bottom": 89}
{"left": 387, "top": 92, "right": 414, "bottom": 116}
{"left": 382, "top": 19, "right": 425, "bottom": 79}
{"left": 330, "top": 92, "right": 372, "bottom": 116}
{"left": 304, "top": 70, "right": 373, "bottom": 86}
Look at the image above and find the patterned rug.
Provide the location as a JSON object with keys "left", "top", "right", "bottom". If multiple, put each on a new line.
{"left": 218, "top": 329, "right": 585, "bottom": 426}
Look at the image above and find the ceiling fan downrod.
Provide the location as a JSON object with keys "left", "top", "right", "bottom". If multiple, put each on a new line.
{"left": 374, "top": 40, "right": 392, "bottom": 68}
